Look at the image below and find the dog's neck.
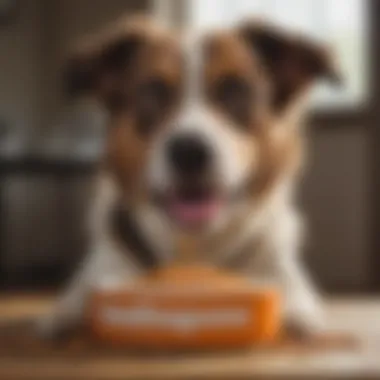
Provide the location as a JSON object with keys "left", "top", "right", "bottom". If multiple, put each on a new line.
{"left": 127, "top": 181, "right": 292, "bottom": 269}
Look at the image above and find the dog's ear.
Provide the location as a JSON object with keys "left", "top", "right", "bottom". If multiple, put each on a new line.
{"left": 63, "top": 17, "right": 152, "bottom": 111}
{"left": 239, "top": 20, "right": 342, "bottom": 112}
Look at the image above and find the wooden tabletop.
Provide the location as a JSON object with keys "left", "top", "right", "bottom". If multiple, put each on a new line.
{"left": 0, "top": 295, "right": 379, "bottom": 380}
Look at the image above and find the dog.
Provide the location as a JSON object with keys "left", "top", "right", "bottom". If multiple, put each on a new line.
{"left": 37, "top": 16, "right": 340, "bottom": 338}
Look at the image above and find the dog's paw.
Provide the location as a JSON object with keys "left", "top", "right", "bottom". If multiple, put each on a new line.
{"left": 284, "top": 307, "right": 325, "bottom": 340}
{"left": 35, "top": 313, "right": 61, "bottom": 340}
{"left": 285, "top": 315, "right": 324, "bottom": 340}
{"left": 35, "top": 313, "right": 75, "bottom": 341}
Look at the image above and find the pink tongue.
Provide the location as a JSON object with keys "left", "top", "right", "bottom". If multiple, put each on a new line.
{"left": 169, "top": 199, "right": 220, "bottom": 225}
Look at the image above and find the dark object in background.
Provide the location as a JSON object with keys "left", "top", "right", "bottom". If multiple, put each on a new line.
{"left": 0, "top": 123, "right": 6, "bottom": 158}
{"left": 0, "top": 0, "right": 18, "bottom": 26}
{"left": 0, "top": 100, "right": 106, "bottom": 291}
{"left": 0, "top": 118, "right": 8, "bottom": 140}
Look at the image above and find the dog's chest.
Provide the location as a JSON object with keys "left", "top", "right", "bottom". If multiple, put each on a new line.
{"left": 111, "top": 204, "right": 272, "bottom": 274}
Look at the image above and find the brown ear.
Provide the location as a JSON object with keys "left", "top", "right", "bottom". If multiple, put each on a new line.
{"left": 63, "top": 17, "right": 152, "bottom": 110}
{"left": 239, "top": 20, "right": 342, "bottom": 111}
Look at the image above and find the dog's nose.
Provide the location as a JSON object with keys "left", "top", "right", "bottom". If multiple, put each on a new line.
{"left": 166, "top": 134, "right": 211, "bottom": 175}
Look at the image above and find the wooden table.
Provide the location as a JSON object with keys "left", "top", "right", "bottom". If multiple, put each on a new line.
{"left": 0, "top": 295, "right": 379, "bottom": 380}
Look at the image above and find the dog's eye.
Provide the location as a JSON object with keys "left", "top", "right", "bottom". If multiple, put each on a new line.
{"left": 135, "top": 77, "right": 174, "bottom": 135}
{"left": 212, "top": 75, "right": 253, "bottom": 126}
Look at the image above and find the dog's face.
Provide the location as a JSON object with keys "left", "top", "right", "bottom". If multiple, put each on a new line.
{"left": 67, "top": 18, "right": 339, "bottom": 230}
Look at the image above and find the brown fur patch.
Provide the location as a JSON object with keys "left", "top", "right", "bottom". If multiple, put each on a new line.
{"left": 64, "top": 16, "right": 180, "bottom": 107}
{"left": 253, "top": 124, "right": 302, "bottom": 200}
{"left": 105, "top": 114, "right": 147, "bottom": 198}
{"left": 205, "top": 32, "right": 270, "bottom": 127}
{"left": 205, "top": 32, "right": 262, "bottom": 84}
{"left": 205, "top": 32, "right": 301, "bottom": 202}
{"left": 239, "top": 19, "right": 341, "bottom": 110}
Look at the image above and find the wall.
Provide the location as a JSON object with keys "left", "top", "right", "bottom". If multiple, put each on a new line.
{"left": 302, "top": 128, "right": 370, "bottom": 292}
{"left": 0, "top": 1, "right": 46, "bottom": 133}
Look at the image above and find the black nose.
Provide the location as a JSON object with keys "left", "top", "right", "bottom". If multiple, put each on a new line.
{"left": 166, "top": 134, "right": 211, "bottom": 175}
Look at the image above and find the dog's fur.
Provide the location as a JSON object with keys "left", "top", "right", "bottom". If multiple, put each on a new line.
{"left": 38, "top": 16, "right": 340, "bottom": 337}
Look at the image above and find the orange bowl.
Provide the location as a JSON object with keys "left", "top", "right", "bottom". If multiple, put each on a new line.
{"left": 86, "top": 266, "right": 281, "bottom": 350}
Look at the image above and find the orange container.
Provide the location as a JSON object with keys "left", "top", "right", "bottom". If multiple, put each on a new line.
{"left": 87, "top": 266, "right": 281, "bottom": 349}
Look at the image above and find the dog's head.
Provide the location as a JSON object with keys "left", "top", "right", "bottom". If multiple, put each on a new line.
{"left": 66, "top": 17, "right": 339, "bottom": 230}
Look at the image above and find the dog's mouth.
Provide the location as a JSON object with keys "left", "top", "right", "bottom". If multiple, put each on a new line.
{"left": 154, "top": 184, "right": 223, "bottom": 228}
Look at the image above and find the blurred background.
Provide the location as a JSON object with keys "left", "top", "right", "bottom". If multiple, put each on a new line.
{"left": 0, "top": 0, "right": 376, "bottom": 293}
